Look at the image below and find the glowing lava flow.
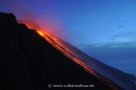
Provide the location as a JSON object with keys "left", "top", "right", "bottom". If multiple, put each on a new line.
{"left": 22, "top": 21, "right": 118, "bottom": 89}
{"left": 42, "top": 31, "right": 121, "bottom": 89}
{"left": 36, "top": 30, "right": 118, "bottom": 90}
{"left": 19, "top": 21, "right": 93, "bottom": 74}
{"left": 37, "top": 30, "right": 94, "bottom": 73}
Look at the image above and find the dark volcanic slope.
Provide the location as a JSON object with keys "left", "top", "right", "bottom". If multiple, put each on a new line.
{"left": 0, "top": 12, "right": 119, "bottom": 90}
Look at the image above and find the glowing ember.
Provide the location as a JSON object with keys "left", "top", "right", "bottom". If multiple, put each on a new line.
{"left": 37, "top": 31, "right": 44, "bottom": 36}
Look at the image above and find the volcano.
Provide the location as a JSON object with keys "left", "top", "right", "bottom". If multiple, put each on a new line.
{"left": 0, "top": 12, "right": 135, "bottom": 90}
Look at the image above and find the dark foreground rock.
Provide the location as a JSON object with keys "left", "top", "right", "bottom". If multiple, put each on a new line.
{"left": 0, "top": 12, "right": 121, "bottom": 90}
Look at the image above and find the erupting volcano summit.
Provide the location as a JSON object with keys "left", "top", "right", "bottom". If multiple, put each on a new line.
{"left": 1, "top": 12, "right": 136, "bottom": 90}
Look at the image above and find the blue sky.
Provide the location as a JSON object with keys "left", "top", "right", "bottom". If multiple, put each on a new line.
{"left": 0, "top": 0, "right": 136, "bottom": 75}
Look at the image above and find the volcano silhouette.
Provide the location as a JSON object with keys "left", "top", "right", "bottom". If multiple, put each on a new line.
{"left": 0, "top": 12, "right": 135, "bottom": 90}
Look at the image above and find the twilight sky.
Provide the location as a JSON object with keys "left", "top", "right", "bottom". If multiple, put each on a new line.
{"left": 0, "top": 0, "right": 136, "bottom": 75}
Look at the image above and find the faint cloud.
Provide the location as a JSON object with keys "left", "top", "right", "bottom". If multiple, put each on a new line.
{"left": 109, "top": 31, "right": 136, "bottom": 38}
{"left": 83, "top": 41, "right": 136, "bottom": 49}
{"left": 111, "top": 25, "right": 124, "bottom": 31}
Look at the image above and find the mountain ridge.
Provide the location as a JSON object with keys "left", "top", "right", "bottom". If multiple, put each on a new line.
{"left": 0, "top": 12, "right": 124, "bottom": 90}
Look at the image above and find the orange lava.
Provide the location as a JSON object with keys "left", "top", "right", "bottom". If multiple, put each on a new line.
{"left": 21, "top": 21, "right": 118, "bottom": 89}
{"left": 21, "top": 20, "right": 94, "bottom": 75}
